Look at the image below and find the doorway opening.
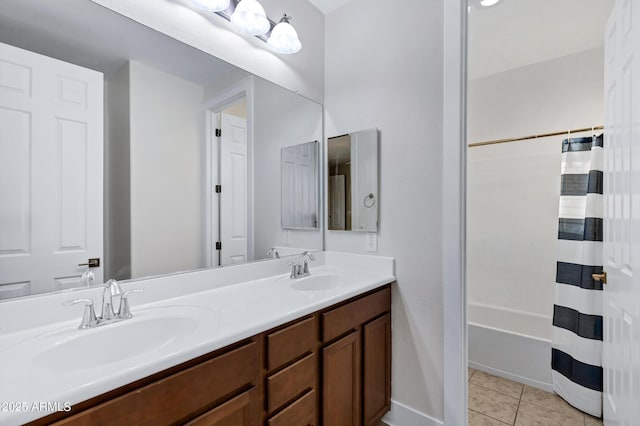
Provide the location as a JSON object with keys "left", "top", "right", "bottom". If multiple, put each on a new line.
{"left": 466, "top": 1, "right": 615, "bottom": 424}
{"left": 204, "top": 80, "right": 254, "bottom": 268}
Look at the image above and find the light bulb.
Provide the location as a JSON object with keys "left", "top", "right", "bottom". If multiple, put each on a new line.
{"left": 231, "top": 0, "right": 270, "bottom": 36}
{"left": 267, "top": 14, "right": 302, "bottom": 54}
{"left": 191, "top": 0, "right": 230, "bottom": 12}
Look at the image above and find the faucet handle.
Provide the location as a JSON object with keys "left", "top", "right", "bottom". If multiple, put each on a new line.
{"left": 267, "top": 248, "right": 280, "bottom": 259}
{"left": 118, "top": 289, "right": 143, "bottom": 319}
{"left": 63, "top": 299, "right": 97, "bottom": 329}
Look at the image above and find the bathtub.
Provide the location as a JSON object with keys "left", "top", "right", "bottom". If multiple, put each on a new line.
{"left": 468, "top": 302, "right": 553, "bottom": 391}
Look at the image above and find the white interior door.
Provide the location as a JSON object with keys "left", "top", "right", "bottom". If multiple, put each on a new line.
{"left": 219, "top": 112, "right": 248, "bottom": 265}
{"left": 329, "top": 175, "right": 346, "bottom": 230}
{"left": 602, "top": 1, "right": 640, "bottom": 424}
{"left": 0, "top": 42, "right": 103, "bottom": 298}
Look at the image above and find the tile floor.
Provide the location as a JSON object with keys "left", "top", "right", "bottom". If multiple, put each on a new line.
{"left": 468, "top": 368, "right": 603, "bottom": 425}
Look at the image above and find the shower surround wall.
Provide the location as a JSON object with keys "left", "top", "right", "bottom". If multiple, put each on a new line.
{"left": 467, "top": 48, "right": 605, "bottom": 386}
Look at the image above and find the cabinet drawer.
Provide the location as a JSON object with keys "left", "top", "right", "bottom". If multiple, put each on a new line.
{"left": 268, "top": 389, "right": 317, "bottom": 426}
{"left": 267, "top": 316, "right": 317, "bottom": 371}
{"left": 267, "top": 352, "right": 316, "bottom": 414}
{"left": 185, "top": 388, "right": 257, "bottom": 426}
{"left": 54, "top": 341, "right": 258, "bottom": 425}
{"left": 322, "top": 286, "right": 390, "bottom": 342}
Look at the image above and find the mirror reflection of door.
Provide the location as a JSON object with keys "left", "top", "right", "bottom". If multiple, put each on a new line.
{"left": 217, "top": 102, "right": 248, "bottom": 266}
{"left": 328, "top": 134, "right": 351, "bottom": 230}
{"left": 0, "top": 42, "right": 104, "bottom": 299}
{"left": 329, "top": 175, "right": 346, "bottom": 230}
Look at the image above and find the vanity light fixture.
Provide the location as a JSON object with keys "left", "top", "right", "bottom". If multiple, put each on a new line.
{"left": 231, "top": 0, "right": 270, "bottom": 36}
{"left": 267, "top": 14, "right": 302, "bottom": 54}
{"left": 191, "top": 0, "right": 230, "bottom": 12}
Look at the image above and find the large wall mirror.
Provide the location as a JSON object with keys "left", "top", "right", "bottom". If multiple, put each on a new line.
{"left": 327, "top": 129, "right": 379, "bottom": 232}
{"left": 0, "top": 0, "right": 323, "bottom": 299}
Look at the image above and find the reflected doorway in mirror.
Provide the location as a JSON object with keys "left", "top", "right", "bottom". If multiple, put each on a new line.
{"left": 327, "top": 128, "right": 379, "bottom": 232}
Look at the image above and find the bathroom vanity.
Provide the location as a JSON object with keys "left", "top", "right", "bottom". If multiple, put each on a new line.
{"left": 0, "top": 252, "right": 394, "bottom": 426}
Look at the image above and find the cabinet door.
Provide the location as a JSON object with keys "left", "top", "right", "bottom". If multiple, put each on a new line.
{"left": 322, "top": 330, "right": 361, "bottom": 426}
{"left": 363, "top": 314, "right": 391, "bottom": 425}
{"left": 185, "top": 388, "right": 258, "bottom": 426}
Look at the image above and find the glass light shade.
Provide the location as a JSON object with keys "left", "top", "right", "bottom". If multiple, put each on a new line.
{"left": 267, "top": 15, "right": 302, "bottom": 54}
{"left": 231, "top": 0, "right": 270, "bottom": 36}
{"left": 480, "top": 0, "right": 501, "bottom": 6}
{"left": 191, "top": 0, "right": 230, "bottom": 12}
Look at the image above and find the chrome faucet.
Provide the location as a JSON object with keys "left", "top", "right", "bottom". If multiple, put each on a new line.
{"left": 267, "top": 247, "right": 280, "bottom": 259}
{"left": 101, "top": 279, "right": 122, "bottom": 321}
{"left": 289, "top": 251, "right": 315, "bottom": 279}
{"left": 64, "top": 279, "right": 143, "bottom": 329}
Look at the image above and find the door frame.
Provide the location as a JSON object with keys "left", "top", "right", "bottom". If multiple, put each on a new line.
{"left": 443, "top": 0, "right": 468, "bottom": 425}
{"left": 203, "top": 77, "right": 255, "bottom": 267}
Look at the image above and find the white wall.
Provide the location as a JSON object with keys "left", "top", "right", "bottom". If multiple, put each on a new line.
{"left": 105, "top": 63, "right": 131, "bottom": 280}
{"left": 467, "top": 48, "right": 604, "bottom": 319}
{"left": 325, "top": 0, "right": 445, "bottom": 422}
{"left": 89, "top": 0, "right": 324, "bottom": 103}
{"left": 129, "top": 61, "right": 205, "bottom": 278}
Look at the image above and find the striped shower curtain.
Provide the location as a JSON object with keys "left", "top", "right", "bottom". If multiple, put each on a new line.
{"left": 552, "top": 134, "right": 603, "bottom": 417}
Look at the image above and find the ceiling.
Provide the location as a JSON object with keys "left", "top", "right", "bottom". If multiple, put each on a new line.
{"left": 469, "top": 0, "right": 615, "bottom": 79}
{"left": 307, "top": 0, "right": 353, "bottom": 14}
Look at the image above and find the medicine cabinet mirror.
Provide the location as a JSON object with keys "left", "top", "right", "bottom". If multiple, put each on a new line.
{"left": 327, "top": 128, "right": 379, "bottom": 232}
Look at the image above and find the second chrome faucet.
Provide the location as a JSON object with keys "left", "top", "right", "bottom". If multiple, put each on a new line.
{"left": 289, "top": 251, "right": 315, "bottom": 279}
{"left": 65, "top": 279, "right": 143, "bottom": 329}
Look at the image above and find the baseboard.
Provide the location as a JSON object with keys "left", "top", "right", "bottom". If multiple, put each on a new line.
{"left": 469, "top": 361, "right": 553, "bottom": 392}
{"left": 382, "top": 400, "right": 443, "bottom": 426}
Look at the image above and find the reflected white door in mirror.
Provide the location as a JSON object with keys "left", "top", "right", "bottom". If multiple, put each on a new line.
{"left": 0, "top": 42, "right": 104, "bottom": 299}
{"left": 218, "top": 103, "right": 249, "bottom": 266}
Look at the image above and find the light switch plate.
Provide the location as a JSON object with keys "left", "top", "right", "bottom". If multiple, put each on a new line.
{"left": 366, "top": 233, "right": 378, "bottom": 252}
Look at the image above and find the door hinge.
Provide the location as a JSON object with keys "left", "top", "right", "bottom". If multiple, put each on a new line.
{"left": 215, "top": 128, "right": 221, "bottom": 137}
{"left": 215, "top": 241, "right": 222, "bottom": 250}
{"left": 215, "top": 185, "right": 222, "bottom": 193}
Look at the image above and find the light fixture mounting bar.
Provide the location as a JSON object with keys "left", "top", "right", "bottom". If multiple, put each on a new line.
{"left": 214, "top": 0, "right": 276, "bottom": 42}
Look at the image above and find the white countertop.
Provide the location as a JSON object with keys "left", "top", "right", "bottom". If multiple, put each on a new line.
{"left": 0, "top": 251, "right": 394, "bottom": 425}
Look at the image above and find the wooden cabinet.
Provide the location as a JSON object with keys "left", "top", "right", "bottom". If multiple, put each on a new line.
{"left": 363, "top": 313, "right": 391, "bottom": 425}
{"left": 321, "top": 287, "right": 392, "bottom": 426}
{"left": 322, "top": 330, "right": 361, "bottom": 425}
{"left": 47, "top": 341, "right": 260, "bottom": 426}
{"left": 265, "top": 315, "right": 319, "bottom": 426}
{"left": 29, "top": 284, "right": 392, "bottom": 426}
{"left": 267, "top": 389, "right": 316, "bottom": 426}
{"left": 185, "top": 388, "right": 257, "bottom": 426}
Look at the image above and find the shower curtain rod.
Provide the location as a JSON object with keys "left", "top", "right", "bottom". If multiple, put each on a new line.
{"left": 468, "top": 125, "right": 605, "bottom": 148}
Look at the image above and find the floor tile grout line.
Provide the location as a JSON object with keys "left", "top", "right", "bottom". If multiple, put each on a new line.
{"left": 468, "top": 408, "right": 511, "bottom": 425}
{"left": 468, "top": 369, "right": 601, "bottom": 425}
{"left": 468, "top": 383, "right": 520, "bottom": 425}
{"left": 468, "top": 381, "right": 522, "bottom": 402}
{"left": 512, "top": 385, "right": 524, "bottom": 426}
{"left": 469, "top": 371, "right": 525, "bottom": 400}
{"left": 520, "top": 388, "right": 586, "bottom": 421}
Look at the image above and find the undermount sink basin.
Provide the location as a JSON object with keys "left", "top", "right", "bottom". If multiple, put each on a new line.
{"left": 290, "top": 273, "right": 343, "bottom": 291}
{"left": 30, "top": 305, "right": 216, "bottom": 371}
